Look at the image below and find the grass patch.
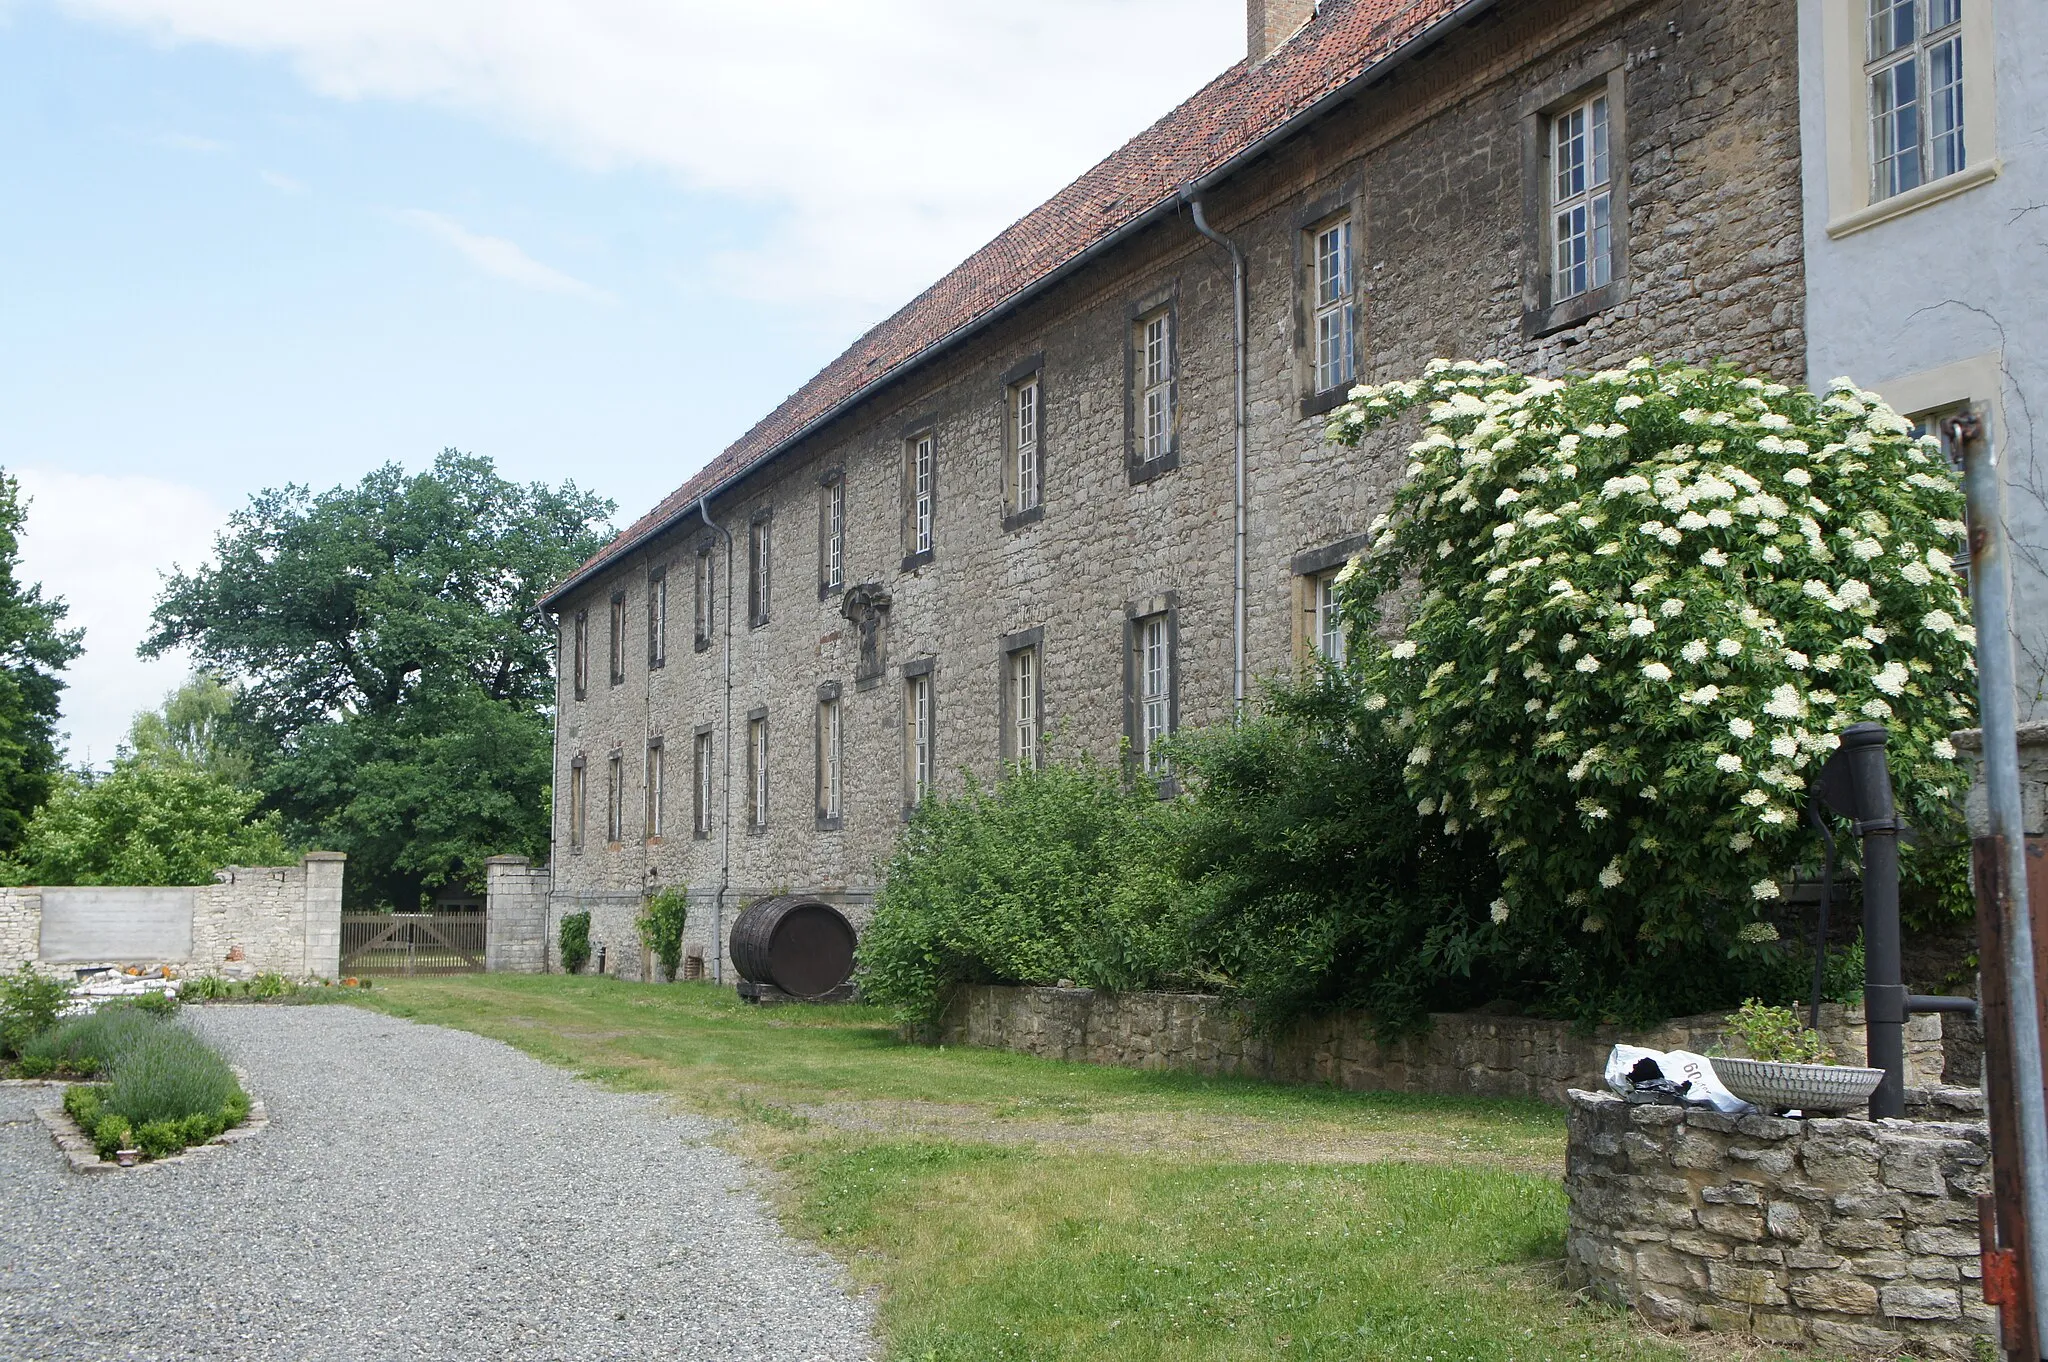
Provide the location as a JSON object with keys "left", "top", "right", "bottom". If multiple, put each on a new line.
{"left": 345, "top": 976, "right": 1799, "bottom": 1362}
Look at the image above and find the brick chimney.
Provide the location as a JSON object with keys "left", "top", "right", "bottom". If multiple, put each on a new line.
{"left": 1247, "top": 0, "right": 1317, "bottom": 63}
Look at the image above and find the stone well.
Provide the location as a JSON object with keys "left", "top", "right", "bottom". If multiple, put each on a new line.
{"left": 1565, "top": 1089, "right": 1996, "bottom": 1357}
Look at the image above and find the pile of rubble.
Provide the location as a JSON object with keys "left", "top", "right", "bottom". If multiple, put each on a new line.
{"left": 59, "top": 966, "right": 182, "bottom": 1017}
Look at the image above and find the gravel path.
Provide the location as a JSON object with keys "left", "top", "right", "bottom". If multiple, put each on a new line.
{"left": 0, "top": 1005, "right": 876, "bottom": 1361}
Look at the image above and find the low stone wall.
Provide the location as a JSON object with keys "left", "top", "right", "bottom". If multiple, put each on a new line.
{"left": 1565, "top": 1089, "right": 1994, "bottom": 1356}
{"left": 0, "top": 854, "right": 345, "bottom": 979}
{"left": 936, "top": 986, "right": 1944, "bottom": 1108}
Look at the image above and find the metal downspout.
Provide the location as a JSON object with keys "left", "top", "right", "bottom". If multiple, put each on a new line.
{"left": 1951, "top": 407, "right": 2048, "bottom": 1356}
{"left": 1185, "top": 193, "right": 1248, "bottom": 717}
{"left": 694, "top": 497, "right": 735, "bottom": 984}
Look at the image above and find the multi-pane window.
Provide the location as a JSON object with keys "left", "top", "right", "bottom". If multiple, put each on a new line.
{"left": 645, "top": 740, "right": 665, "bottom": 840}
{"left": 907, "top": 673, "right": 933, "bottom": 805}
{"left": 1552, "top": 93, "right": 1613, "bottom": 303}
{"left": 569, "top": 758, "right": 587, "bottom": 851}
{"left": 648, "top": 568, "right": 667, "bottom": 668}
{"left": 1008, "top": 647, "right": 1039, "bottom": 769}
{"left": 694, "top": 547, "right": 716, "bottom": 648}
{"left": 1868, "top": 0, "right": 1964, "bottom": 201}
{"left": 822, "top": 478, "right": 845, "bottom": 592}
{"left": 748, "top": 515, "right": 772, "bottom": 628}
{"left": 748, "top": 716, "right": 769, "bottom": 828}
{"left": 606, "top": 752, "right": 624, "bottom": 844}
{"left": 819, "top": 695, "right": 843, "bottom": 821}
{"left": 910, "top": 434, "right": 935, "bottom": 557}
{"left": 1136, "top": 615, "right": 1172, "bottom": 775}
{"left": 1139, "top": 312, "right": 1173, "bottom": 463}
{"left": 693, "top": 730, "right": 713, "bottom": 837}
{"left": 609, "top": 592, "right": 627, "bottom": 686}
{"left": 1314, "top": 571, "right": 1347, "bottom": 665}
{"left": 572, "top": 611, "right": 589, "bottom": 700}
{"left": 1312, "top": 220, "right": 1355, "bottom": 393}
{"left": 1012, "top": 377, "right": 1041, "bottom": 513}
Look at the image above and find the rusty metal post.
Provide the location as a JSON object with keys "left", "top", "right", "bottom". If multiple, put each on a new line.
{"left": 1948, "top": 407, "right": 2048, "bottom": 1359}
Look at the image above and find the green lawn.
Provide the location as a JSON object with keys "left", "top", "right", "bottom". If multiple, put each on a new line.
{"left": 345, "top": 975, "right": 1782, "bottom": 1362}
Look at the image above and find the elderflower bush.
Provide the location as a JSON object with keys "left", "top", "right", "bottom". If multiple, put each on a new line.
{"left": 1325, "top": 359, "right": 1973, "bottom": 963}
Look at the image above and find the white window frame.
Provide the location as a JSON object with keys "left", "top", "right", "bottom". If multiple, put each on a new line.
{"left": 1009, "top": 646, "right": 1038, "bottom": 769}
{"left": 1550, "top": 92, "right": 1613, "bottom": 304}
{"left": 1819, "top": 0, "right": 1995, "bottom": 236}
{"left": 694, "top": 547, "right": 716, "bottom": 647}
{"left": 645, "top": 740, "right": 664, "bottom": 840}
{"left": 649, "top": 568, "right": 667, "bottom": 668}
{"left": 748, "top": 516, "right": 772, "bottom": 628}
{"left": 820, "top": 695, "right": 843, "bottom": 822}
{"left": 1314, "top": 571, "right": 1347, "bottom": 665}
{"left": 748, "top": 716, "right": 769, "bottom": 828}
{"left": 572, "top": 611, "right": 589, "bottom": 700}
{"left": 910, "top": 434, "right": 935, "bottom": 557}
{"left": 569, "top": 757, "right": 587, "bottom": 851}
{"left": 693, "top": 730, "right": 713, "bottom": 837}
{"left": 1866, "top": 0, "right": 1965, "bottom": 203}
{"left": 606, "top": 752, "right": 624, "bottom": 844}
{"left": 907, "top": 672, "right": 933, "bottom": 805}
{"left": 1311, "top": 219, "right": 1356, "bottom": 394}
{"left": 824, "top": 478, "right": 845, "bottom": 591}
{"left": 1136, "top": 614, "right": 1171, "bottom": 776}
{"left": 1013, "top": 377, "right": 1041, "bottom": 514}
{"left": 1139, "top": 312, "right": 1173, "bottom": 464}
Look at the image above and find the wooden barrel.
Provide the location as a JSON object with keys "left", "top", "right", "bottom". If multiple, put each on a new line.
{"left": 728, "top": 896, "right": 857, "bottom": 998}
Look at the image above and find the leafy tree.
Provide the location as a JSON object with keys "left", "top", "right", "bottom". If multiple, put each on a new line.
{"left": 144, "top": 450, "right": 613, "bottom": 909}
{"left": 126, "top": 673, "right": 252, "bottom": 784}
{"left": 0, "top": 473, "right": 84, "bottom": 852}
{"left": 0, "top": 761, "right": 291, "bottom": 886}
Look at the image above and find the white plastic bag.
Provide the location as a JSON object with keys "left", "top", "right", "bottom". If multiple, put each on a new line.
{"left": 1604, "top": 1043, "right": 1754, "bottom": 1115}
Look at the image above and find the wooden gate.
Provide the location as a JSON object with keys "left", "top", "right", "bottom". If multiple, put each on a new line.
{"left": 340, "top": 912, "right": 487, "bottom": 975}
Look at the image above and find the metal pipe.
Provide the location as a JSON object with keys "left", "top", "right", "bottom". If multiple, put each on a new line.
{"left": 1949, "top": 405, "right": 2048, "bottom": 1358}
{"left": 1842, "top": 723, "right": 1907, "bottom": 1118}
{"left": 1184, "top": 193, "right": 1248, "bottom": 717}
{"left": 1807, "top": 800, "right": 1837, "bottom": 1032}
{"left": 694, "top": 496, "right": 735, "bottom": 985}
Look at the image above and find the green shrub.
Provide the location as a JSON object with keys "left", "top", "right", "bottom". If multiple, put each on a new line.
{"left": 0, "top": 964, "right": 71, "bottom": 1059}
{"left": 1324, "top": 360, "right": 1976, "bottom": 1021}
{"left": 104, "top": 1022, "right": 245, "bottom": 1130}
{"left": 19, "top": 1005, "right": 160, "bottom": 1077}
{"left": 246, "top": 972, "right": 291, "bottom": 999}
{"left": 181, "top": 974, "right": 235, "bottom": 1001}
{"left": 1166, "top": 676, "right": 1503, "bottom": 1038}
{"left": 1725, "top": 998, "right": 1837, "bottom": 1064}
{"left": 559, "top": 910, "right": 592, "bottom": 975}
{"left": 127, "top": 988, "right": 180, "bottom": 1017}
{"left": 637, "top": 890, "right": 689, "bottom": 983}
{"left": 857, "top": 756, "right": 1185, "bottom": 1030}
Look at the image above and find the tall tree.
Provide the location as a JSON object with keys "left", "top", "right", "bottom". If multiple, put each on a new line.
{"left": 145, "top": 450, "right": 614, "bottom": 909}
{"left": 0, "top": 472, "right": 84, "bottom": 852}
{"left": 126, "top": 672, "right": 252, "bottom": 784}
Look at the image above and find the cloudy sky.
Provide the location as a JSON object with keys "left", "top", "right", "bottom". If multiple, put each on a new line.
{"left": 2, "top": 0, "right": 1243, "bottom": 765}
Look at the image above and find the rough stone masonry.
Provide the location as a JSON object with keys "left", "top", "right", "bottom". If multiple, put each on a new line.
{"left": 1566, "top": 1088, "right": 1996, "bottom": 1357}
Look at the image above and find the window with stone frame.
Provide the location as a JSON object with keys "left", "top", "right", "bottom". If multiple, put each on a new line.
{"left": 1309, "top": 216, "right": 1356, "bottom": 396}
{"left": 694, "top": 542, "right": 717, "bottom": 651}
{"left": 609, "top": 591, "right": 627, "bottom": 686}
{"left": 572, "top": 610, "right": 589, "bottom": 700}
{"left": 647, "top": 566, "right": 667, "bottom": 669}
{"left": 903, "top": 430, "right": 936, "bottom": 567}
{"left": 819, "top": 472, "right": 845, "bottom": 595}
{"left": 693, "top": 728, "right": 714, "bottom": 838}
{"left": 645, "top": 738, "right": 665, "bottom": 840}
{"left": 1312, "top": 570, "right": 1347, "bottom": 665}
{"left": 1006, "top": 367, "right": 1043, "bottom": 522}
{"left": 748, "top": 512, "right": 772, "bottom": 629}
{"left": 1004, "top": 639, "right": 1040, "bottom": 769}
{"left": 1124, "top": 600, "right": 1176, "bottom": 779}
{"left": 1519, "top": 55, "right": 1629, "bottom": 339}
{"left": 904, "top": 664, "right": 934, "bottom": 810}
{"left": 747, "top": 713, "right": 769, "bottom": 829}
{"left": 606, "top": 751, "right": 624, "bottom": 844}
{"left": 1867, "top": 0, "right": 1966, "bottom": 202}
{"left": 1136, "top": 309, "right": 1174, "bottom": 468}
{"left": 817, "top": 686, "right": 843, "bottom": 826}
{"left": 569, "top": 755, "right": 587, "bottom": 851}
{"left": 1289, "top": 533, "right": 1369, "bottom": 667}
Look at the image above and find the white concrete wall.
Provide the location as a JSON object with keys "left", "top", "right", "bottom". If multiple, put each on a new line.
{"left": 1798, "top": 0, "right": 2048, "bottom": 720}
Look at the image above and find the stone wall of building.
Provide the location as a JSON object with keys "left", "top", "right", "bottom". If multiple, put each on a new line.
{"left": 1565, "top": 1089, "right": 1994, "bottom": 1357}
{"left": 936, "top": 985, "right": 1942, "bottom": 1107}
{"left": 0, "top": 855, "right": 344, "bottom": 980}
{"left": 545, "top": 0, "right": 1810, "bottom": 975}
{"left": 484, "top": 856, "right": 553, "bottom": 974}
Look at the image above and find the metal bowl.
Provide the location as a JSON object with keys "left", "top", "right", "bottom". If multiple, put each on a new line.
{"left": 1712, "top": 1057, "right": 1886, "bottom": 1113}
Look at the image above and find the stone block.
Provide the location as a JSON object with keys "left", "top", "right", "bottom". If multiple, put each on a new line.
{"left": 1764, "top": 1201, "right": 1806, "bottom": 1240}
{"left": 1905, "top": 1226, "right": 1981, "bottom": 1257}
{"left": 1635, "top": 1246, "right": 1706, "bottom": 1288}
{"left": 1808, "top": 1318, "right": 1908, "bottom": 1354}
{"left": 1669, "top": 1232, "right": 1733, "bottom": 1260}
{"left": 1708, "top": 1260, "right": 1786, "bottom": 1306}
{"left": 1789, "top": 1273, "right": 1879, "bottom": 1314}
{"left": 1701, "top": 1182, "right": 1761, "bottom": 1205}
{"left": 1628, "top": 1104, "right": 1689, "bottom": 1129}
{"left": 1698, "top": 1205, "right": 1766, "bottom": 1242}
{"left": 1784, "top": 1247, "right": 1847, "bottom": 1270}
{"left": 1823, "top": 1218, "right": 1903, "bottom": 1252}
{"left": 1910, "top": 1258, "right": 1961, "bottom": 1281}
{"left": 1671, "top": 1130, "right": 1726, "bottom": 1170}
{"left": 1878, "top": 1138, "right": 1950, "bottom": 1196}
{"left": 1833, "top": 1191, "right": 1905, "bottom": 1219}
{"left": 1635, "top": 1288, "right": 1696, "bottom": 1325}
{"left": 1726, "top": 1146, "right": 1795, "bottom": 1176}
{"left": 1879, "top": 1281, "right": 1961, "bottom": 1319}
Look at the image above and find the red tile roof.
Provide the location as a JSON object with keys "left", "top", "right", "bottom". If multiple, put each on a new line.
{"left": 546, "top": 0, "right": 1480, "bottom": 606}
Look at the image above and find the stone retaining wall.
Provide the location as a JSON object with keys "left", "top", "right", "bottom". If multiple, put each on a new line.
{"left": 1565, "top": 1088, "right": 1994, "bottom": 1357}
{"left": 937, "top": 985, "right": 1944, "bottom": 1108}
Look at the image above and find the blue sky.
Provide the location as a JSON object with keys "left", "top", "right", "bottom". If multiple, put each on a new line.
{"left": 1, "top": 0, "right": 1241, "bottom": 764}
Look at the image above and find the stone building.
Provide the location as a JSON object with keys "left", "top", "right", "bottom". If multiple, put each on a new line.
{"left": 538, "top": 0, "right": 1808, "bottom": 981}
{"left": 1793, "top": 0, "right": 2046, "bottom": 721}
